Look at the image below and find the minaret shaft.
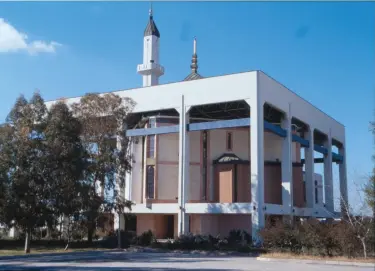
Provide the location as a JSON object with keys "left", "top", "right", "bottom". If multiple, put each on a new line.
{"left": 137, "top": 8, "right": 164, "bottom": 87}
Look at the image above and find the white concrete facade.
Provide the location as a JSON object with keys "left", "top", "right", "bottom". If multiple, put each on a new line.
{"left": 46, "top": 71, "right": 347, "bottom": 239}
{"left": 45, "top": 10, "right": 347, "bottom": 241}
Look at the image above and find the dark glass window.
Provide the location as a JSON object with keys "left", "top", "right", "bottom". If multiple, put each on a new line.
{"left": 147, "top": 135, "right": 155, "bottom": 158}
{"left": 147, "top": 119, "right": 156, "bottom": 158}
{"left": 314, "top": 180, "right": 318, "bottom": 204}
{"left": 202, "top": 131, "right": 208, "bottom": 200}
{"left": 146, "top": 166, "right": 155, "bottom": 199}
{"left": 227, "top": 132, "right": 233, "bottom": 151}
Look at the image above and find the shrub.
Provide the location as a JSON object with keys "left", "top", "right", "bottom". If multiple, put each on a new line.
{"left": 98, "top": 230, "right": 131, "bottom": 249}
{"left": 259, "top": 218, "right": 375, "bottom": 258}
{"left": 136, "top": 230, "right": 156, "bottom": 246}
{"left": 227, "top": 230, "right": 252, "bottom": 246}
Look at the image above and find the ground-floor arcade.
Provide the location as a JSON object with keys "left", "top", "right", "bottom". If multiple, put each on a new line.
{"left": 115, "top": 96, "right": 347, "bottom": 240}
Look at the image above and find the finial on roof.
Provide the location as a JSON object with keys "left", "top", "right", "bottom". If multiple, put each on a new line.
{"left": 193, "top": 37, "right": 197, "bottom": 55}
{"left": 190, "top": 37, "right": 198, "bottom": 73}
{"left": 149, "top": 2, "right": 153, "bottom": 17}
{"left": 183, "top": 36, "right": 204, "bottom": 81}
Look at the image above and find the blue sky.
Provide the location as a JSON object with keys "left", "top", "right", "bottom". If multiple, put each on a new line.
{"left": 0, "top": 2, "right": 374, "bottom": 209}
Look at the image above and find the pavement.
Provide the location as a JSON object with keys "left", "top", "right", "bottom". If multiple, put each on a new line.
{"left": 0, "top": 250, "right": 374, "bottom": 271}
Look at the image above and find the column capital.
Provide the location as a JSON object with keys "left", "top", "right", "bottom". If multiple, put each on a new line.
{"left": 175, "top": 106, "right": 191, "bottom": 115}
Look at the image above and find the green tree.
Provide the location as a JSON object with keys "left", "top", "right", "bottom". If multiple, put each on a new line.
{"left": 0, "top": 92, "right": 50, "bottom": 253}
{"left": 71, "top": 93, "right": 135, "bottom": 243}
{"left": 44, "top": 101, "right": 88, "bottom": 247}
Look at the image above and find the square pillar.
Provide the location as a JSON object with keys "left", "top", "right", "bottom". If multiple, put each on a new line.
{"left": 281, "top": 111, "right": 293, "bottom": 215}
{"left": 339, "top": 145, "right": 348, "bottom": 213}
{"left": 177, "top": 95, "right": 190, "bottom": 236}
{"left": 324, "top": 135, "right": 334, "bottom": 213}
{"left": 126, "top": 140, "right": 134, "bottom": 201}
{"left": 249, "top": 100, "right": 265, "bottom": 242}
{"left": 305, "top": 128, "right": 315, "bottom": 209}
{"left": 114, "top": 213, "right": 125, "bottom": 231}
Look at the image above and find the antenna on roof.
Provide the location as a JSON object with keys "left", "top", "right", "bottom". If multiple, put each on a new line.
{"left": 149, "top": 1, "right": 153, "bottom": 17}
{"left": 193, "top": 37, "right": 197, "bottom": 55}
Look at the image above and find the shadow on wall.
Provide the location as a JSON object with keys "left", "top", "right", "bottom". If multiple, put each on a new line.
{"left": 205, "top": 203, "right": 251, "bottom": 214}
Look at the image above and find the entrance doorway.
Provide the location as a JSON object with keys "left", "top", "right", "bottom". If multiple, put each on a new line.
{"left": 166, "top": 215, "right": 174, "bottom": 239}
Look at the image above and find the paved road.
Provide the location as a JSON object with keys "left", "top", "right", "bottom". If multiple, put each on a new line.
{"left": 0, "top": 250, "right": 373, "bottom": 271}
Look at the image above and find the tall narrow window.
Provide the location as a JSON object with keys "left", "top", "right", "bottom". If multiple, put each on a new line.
{"left": 202, "top": 131, "right": 208, "bottom": 200}
{"left": 147, "top": 119, "right": 156, "bottom": 158}
{"left": 226, "top": 132, "right": 233, "bottom": 151}
{"left": 233, "top": 165, "right": 238, "bottom": 202}
{"left": 146, "top": 166, "right": 155, "bottom": 199}
{"left": 147, "top": 136, "right": 155, "bottom": 158}
{"left": 314, "top": 180, "right": 318, "bottom": 204}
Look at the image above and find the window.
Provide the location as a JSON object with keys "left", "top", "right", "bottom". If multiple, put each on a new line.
{"left": 314, "top": 180, "right": 318, "bottom": 204}
{"left": 146, "top": 166, "right": 155, "bottom": 199}
{"left": 202, "top": 130, "right": 208, "bottom": 200}
{"left": 146, "top": 119, "right": 156, "bottom": 158}
{"left": 147, "top": 135, "right": 155, "bottom": 158}
{"left": 149, "top": 118, "right": 156, "bottom": 128}
{"left": 226, "top": 132, "right": 233, "bottom": 151}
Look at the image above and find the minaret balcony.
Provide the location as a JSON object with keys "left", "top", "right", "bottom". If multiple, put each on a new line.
{"left": 137, "top": 63, "right": 165, "bottom": 76}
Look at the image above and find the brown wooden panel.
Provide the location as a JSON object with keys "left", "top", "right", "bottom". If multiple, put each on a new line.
{"left": 214, "top": 165, "right": 234, "bottom": 203}
{"left": 236, "top": 164, "right": 251, "bottom": 202}
{"left": 293, "top": 166, "right": 304, "bottom": 207}
{"left": 264, "top": 165, "right": 282, "bottom": 204}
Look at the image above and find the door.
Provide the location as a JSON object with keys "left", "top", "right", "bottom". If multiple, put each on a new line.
{"left": 166, "top": 215, "right": 174, "bottom": 239}
{"left": 215, "top": 165, "right": 234, "bottom": 203}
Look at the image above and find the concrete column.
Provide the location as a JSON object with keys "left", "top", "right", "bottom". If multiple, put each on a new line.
{"left": 249, "top": 100, "right": 265, "bottom": 243}
{"left": 177, "top": 95, "right": 191, "bottom": 236}
{"left": 114, "top": 213, "right": 125, "bottom": 231}
{"left": 305, "top": 128, "right": 315, "bottom": 209}
{"left": 114, "top": 135, "right": 126, "bottom": 232}
{"left": 281, "top": 108, "right": 293, "bottom": 215}
{"left": 339, "top": 145, "right": 348, "bottom": 214}
{"left": 116, "top": 136, "right": 126, "bottom": 201}
{"left": 123, "top": 138, "right": 133, "bottom": 202}
{"left": 324, "top": 135, "right": 334, "bottom": 213}
{"left": 8, "top": 226, "right": 19, "bottom": 239}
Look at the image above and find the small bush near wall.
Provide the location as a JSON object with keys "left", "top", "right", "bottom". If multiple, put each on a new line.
{"left": 227, "top": 230, "right": 252, "bottom": 246}
{"left": 136, "top": 230, "right": 156, "bottom": 246}
{"left": 149, "top": 230, "right": 258, "bottom": 253}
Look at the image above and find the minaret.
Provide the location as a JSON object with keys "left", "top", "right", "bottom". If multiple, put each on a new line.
{"left": 137, "top": 7, "right": 164, "bottom": 87}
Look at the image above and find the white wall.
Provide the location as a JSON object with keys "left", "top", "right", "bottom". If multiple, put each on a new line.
{"left": 264, "top": 132, "right": 298, "bottom": 162}
{"left": 46, "top": 71, "right": 344, "bottom": 147}
{"left": 258, "top": 71, "right": 345, "bottom": 144}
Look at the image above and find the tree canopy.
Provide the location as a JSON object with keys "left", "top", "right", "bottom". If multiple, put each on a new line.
{"left": 0, "top": 92, "right": 135, "bottom": 253}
